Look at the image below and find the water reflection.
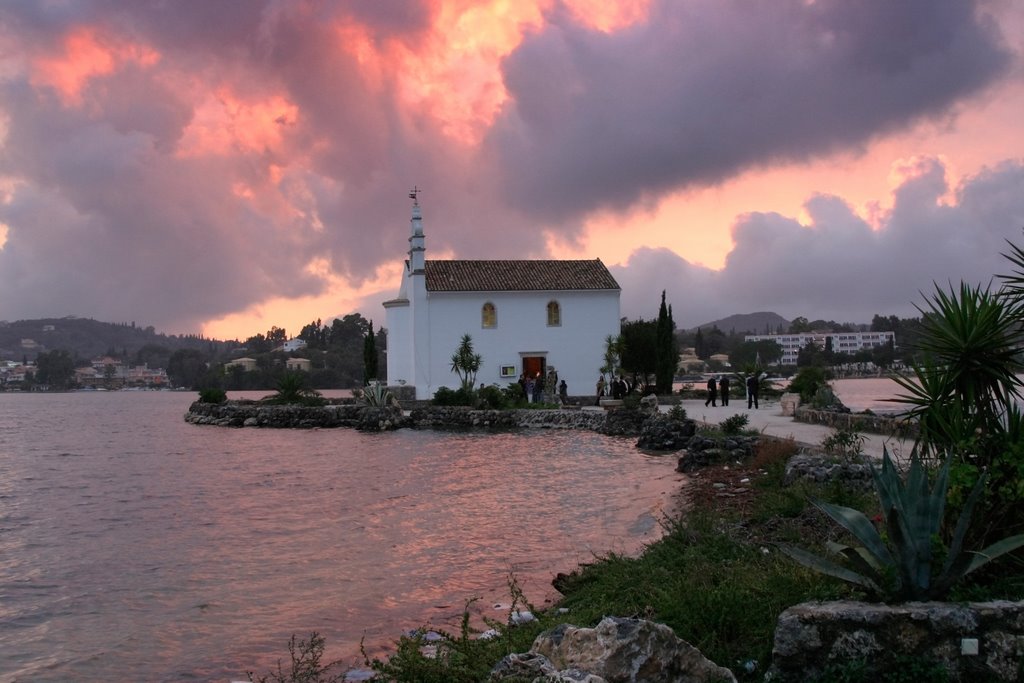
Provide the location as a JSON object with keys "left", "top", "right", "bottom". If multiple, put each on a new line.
{"left": 0, "top": 393, "right": 681, "bottom": 681}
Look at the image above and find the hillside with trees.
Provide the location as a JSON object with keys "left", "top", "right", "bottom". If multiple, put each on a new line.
{"left": 0, "top": 317, "right": 235, "bottom": 363}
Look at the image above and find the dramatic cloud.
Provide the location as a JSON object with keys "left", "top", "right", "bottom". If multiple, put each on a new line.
{"left": 488, "top": 0, "right": 1011, "bottom": 221}
{"left": 612, "top": 157, "right": 1024, "bottom": 327}
{"left": 0, "top": 0, "right": 1019, "bottom": 335}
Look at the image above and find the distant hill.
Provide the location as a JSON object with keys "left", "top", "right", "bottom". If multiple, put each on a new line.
{"left": 687, "top": 312, "right": 791, "bottom": 335}
{"left": 0, "top": 317, "right": 235, "bottom": 364}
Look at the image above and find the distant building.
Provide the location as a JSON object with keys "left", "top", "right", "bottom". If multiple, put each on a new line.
{"left": 225, "top": 357, "right": 259, "bottom": 372}
{"left": 744, "top": 331, "right": 895, "bottom": 366}
{"left": 282, "top": 339, "right": 307, "bottom": 353}
{"left": 384, "top": 191, "right": 621, "bottom": 400}
{"left": 285, "top": 357, "right": 312, "bottom": 373}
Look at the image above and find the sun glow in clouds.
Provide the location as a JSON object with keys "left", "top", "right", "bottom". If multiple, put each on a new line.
{"left": 31, "top": 26, "right": 159, "bottom": 106}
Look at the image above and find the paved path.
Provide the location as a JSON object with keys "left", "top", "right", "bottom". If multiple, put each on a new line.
{"left": 669, "top": 398, "right": 910, "bottom": 460}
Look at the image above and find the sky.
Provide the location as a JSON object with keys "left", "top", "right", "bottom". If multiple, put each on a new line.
{"left": 1, "top": 0, "right": 1023, "bottom": 340}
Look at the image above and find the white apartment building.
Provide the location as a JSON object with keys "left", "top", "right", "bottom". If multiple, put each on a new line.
{"left": 744, "top": 331, "right": 895, "bottom": 366}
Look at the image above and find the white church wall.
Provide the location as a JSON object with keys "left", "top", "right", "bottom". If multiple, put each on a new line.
{"left": 383, "top": 299, "right": 412, "bottom": 387}
{"left": 421, "top": 289, "right": 620, "bottom": 399}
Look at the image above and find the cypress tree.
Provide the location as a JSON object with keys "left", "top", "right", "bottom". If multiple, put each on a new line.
{"left": 363, "top": 321, "right": 378, "bottom": 384}
{"left": 655, "top": 291, "right": 677, "bottom": 394}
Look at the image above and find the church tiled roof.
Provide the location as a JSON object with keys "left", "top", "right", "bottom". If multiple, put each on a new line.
{"left": 424, "top": 259, "right": 620, "bottom": 292}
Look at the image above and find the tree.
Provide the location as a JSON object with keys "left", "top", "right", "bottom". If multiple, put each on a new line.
{"left": 694, "top": 328, "right": 707, "bottom": 360}
{"left": 600, "top": 334, "right": 622, "bottom": 383}
{"left": 619, "top": 319, "right": 657, "bottom": 392}
{"left": 363, "top": 322, "right": 378, "bottom": 384}
{"left": 167, "top": 349, "right": 209, "bottom": 389}
{"left": 449, "top": 334, "right": 482, "bottom": 391}
{"left": 729, "top": 340, "right": 783, "bottom": 369}
{"left": 35, "top": 349, "right": 75, "bottom": 389}
{"left": 655, "top": 291, "right": 679, "bottom": 394}
{"left": 788, "top": 316, "right": 811, "bottom": 333}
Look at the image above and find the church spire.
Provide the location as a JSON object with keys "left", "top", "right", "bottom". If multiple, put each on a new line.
{"left": 408, "top": 186, "right": 425, "bottom": 273}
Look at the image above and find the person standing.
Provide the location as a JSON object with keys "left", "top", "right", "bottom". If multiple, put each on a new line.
{"left": 533, "top": 372, "right": 543, "bottom": 404}
{"left": 747, "top": 374, "right": 759, "bottom": 409}
{"left": 559, "top": 379, "right": 568, "bottom": 404}
{"left": 705, "top": 375, "right": 718, "bottom": 407}
{"left": 525, "top": 375, "right": 535, "bottom": 403}
{"left": 595, "top": 375, "right": 606, "bottom": 405}
{"left": 719, "top": 375, "right": 730, "bottom": 406}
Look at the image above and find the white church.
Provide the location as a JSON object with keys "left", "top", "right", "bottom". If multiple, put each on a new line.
{"left": 384, "top": 191, "right": 622, "bottom": 400}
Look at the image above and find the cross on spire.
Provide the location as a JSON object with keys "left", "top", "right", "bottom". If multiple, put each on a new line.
{"left": 408, "top": 186, "right": 421, "bottom": 204}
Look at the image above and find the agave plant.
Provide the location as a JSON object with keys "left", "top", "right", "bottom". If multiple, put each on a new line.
{"left": 781, "top": 448, "right": 1024, "bottom": 601}
{"left": 361, "top": 381, "right": 395, "bottom": 408}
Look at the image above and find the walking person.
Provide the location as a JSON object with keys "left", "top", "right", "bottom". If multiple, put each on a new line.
{"left": 559, "top": 379, "right": 568, "bottom": 404}
{"left": 746, "top": 374, "right": 759, "bottom": 410}
{"left": 719, "top": 375, "right": 730, "bottom": 406}
{"left": 525, "top": 375, "right": 535, "bottom": 403}
{"left": 705, "top": 375, "right": 718, "bottom": 407}
{"left": 595, "top": 375, "right": 606, "bottom": 405}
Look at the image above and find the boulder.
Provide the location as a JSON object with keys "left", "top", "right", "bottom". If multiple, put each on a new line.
{"left": 494, "top": 617, "right": 735, "bottom": 683}
{"left": 783, "top": 452, "right": 874, "bottom": 490}
{"left": 599, "top": 409, "right": 650, "bottom": 437}
{"left": 636, "top": 416, "right": 697, "bottom": 451}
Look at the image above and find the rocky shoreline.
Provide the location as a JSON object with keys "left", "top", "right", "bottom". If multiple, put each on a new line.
{"left": 184, "top": 400, "right": 765, "bottom": 471}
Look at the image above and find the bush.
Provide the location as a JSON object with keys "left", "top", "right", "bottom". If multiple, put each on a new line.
{"left": 475, "top": 384, "right": 509, "bottom": 409}
{"left": 719, "top": 413, "right": 750, "bottom": 435}
{"left": 788, "top": 366, "right": 829, "bottom": 403}
{"left": 821, "top": 428, "right": 866, "bottom": 457}
{"left": 198, "top": 387, "right": 227, "bottom": 404}
{"left": 432, "top": 386, "right": 475, "bottom": 406}
{"left": 667, "top": 404, "right": 688, "bottom": 422}
{"left": 247, "top": 632, "right": 343, "bottom": 683}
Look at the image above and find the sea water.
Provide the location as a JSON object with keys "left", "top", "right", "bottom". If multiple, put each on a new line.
{"left": 0, "top": 392, "right": 681, "bottom": 682}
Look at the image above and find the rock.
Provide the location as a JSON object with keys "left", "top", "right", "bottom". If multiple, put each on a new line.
{"left": 599, "top": 409, "right": 649, "bottom": 437}
{"left": 489, "top": 652, "right": 607, "bottom": 682}
{"left": 636, "top": 415, "right": 697, "bottom": 451}
{"left": 780, "top": 392, "right": 801, "bottom": 417}
{"left": 639, "top": 394, "right": 659, "bottom": 413}
{"left": 783, "top": 452, "right": 874, "bottom": 490}
{"left": 768, "top": 600, "right": 1024, "bottom": 682}
{"left": 529, "top": 617, "right": 736, "bottom": 683}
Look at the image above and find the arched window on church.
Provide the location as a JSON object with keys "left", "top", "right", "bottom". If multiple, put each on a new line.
{"left": 547, "top": 300, "right": 561, "bottom": 327}
{"left": 482, "top": 302, "right": 497, "bottom": 329}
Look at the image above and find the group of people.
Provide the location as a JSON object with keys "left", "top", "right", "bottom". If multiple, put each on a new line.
{"left": 705, "top": 374, "right": 759, "bottom": 409}
{"left": 594, "top": 374, "right": 631, "bottom": 404}
{"left": 518, "top": 370, "right": 568, "bottom": 404}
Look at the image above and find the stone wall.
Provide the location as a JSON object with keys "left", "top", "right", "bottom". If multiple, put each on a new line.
{"left": 405, "top": 406, "right": 606, "bottom": 431}
{"left": 184, "top": 401, "right": 403, "bottom": 430}
{"left": 795, "top": 406, "right": 918, "bottom": 438}
{"left": 185, "top": 401, "right": 607, "bottom": 432}
{"left": 769, "top": 600, "right": 1024, "bottom": 682}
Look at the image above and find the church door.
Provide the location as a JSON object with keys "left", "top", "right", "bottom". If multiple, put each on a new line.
{"left": 522, "top": 356, "right": 546, "bottom": 380}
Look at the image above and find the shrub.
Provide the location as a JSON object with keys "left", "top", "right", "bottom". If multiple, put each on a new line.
{"left": 247, "top": 632, "right": 343, "bottom": 683}
{"left": 432, "top": 386, "right": 475, "bottom": 406}
{"left": 788, "top": 366, "right": 829, "bottom": 404}
{"left": 822, "top": 428, "right": 866, "bottom": 457}
{"left": 719, "top": 413, "right": 750, "bottom": 435}
{"left": 667, "top": 404, "right": 688, "bottom": 422}
{"left": 475, "top": 384, "right": 508, "bottom": 409}
{"left": 198, "top": 387, "right": 227, "bottom": 404}
{"left": 263, "top": 373, "right": 325, "bottom": 406}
